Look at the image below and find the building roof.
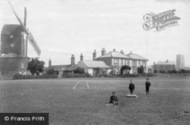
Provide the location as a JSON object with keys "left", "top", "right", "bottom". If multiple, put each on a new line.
{"left": 126, "top": 52, "right": 148, "bottom": 61}
{"left": 63, "top": 65, "right": 77, "bottom": 71}
{"left": 2, "top": 25, "right": 22, "bottom": 35}
{"left": 156, "top": 61, "right": 175, "bottom": 65}
{"left": 78, "top": 60, "right": 110, "bottom": 68}
{"left": 97, "top": 51, "right": 148, "bottom": 61}
{"left": 48, "top": 64, "right": 76, "bottom": 71}
{"left": 97, "top": 51, "right": 130, "bottom": 59}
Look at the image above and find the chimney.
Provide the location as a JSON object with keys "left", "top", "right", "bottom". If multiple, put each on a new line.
{"left": 113, "top": 49, "right": 116, "bottom": 52}
{"left": 80, "top": 53, "right": 83, "bottom": 61}
{"left": 49, "top": 59, "right": 52, "bottom": 67}
{"left": 120, "top": 50, "right": 124, "bottom": 54}
{"left": 130, "top": 51, "right": 133, "bottom": 54}
{"left": 71, "top": 54, "right": 75, "bottom": 65}
{"left": 101, "top": 48, "right": 106, "bottom": 56}
{"left": 93, "top": 50, "right": 97, "bottom": 60}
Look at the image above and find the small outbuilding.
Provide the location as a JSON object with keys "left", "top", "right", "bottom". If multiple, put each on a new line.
{"left": 77, "top": 60, "right": 111, "bottom": 76}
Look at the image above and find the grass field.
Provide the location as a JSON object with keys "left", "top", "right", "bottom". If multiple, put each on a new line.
{"left": 0, "top": 77, "right": 190, "bottom": 125}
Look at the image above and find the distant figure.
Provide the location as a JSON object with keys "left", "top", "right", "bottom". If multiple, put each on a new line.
{"left": 109, "top": 91, "right": 119, "bottom": 105}
{"left": 129, "top": 79, "right": 135, "bottom": 94}
{"left": 145, "top": 78, "right": 151, "bottom": 95}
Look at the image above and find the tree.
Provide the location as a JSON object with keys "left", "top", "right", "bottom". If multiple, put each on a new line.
{"left": 74, "top": 67, "right": 84, "bottom": 74}
{"left": 138, "top": 65, "right": 144, "bottom": 74}
{"left": 46, "top": 68, "right": 57, "bottom": 75}
{"left": 160, "top": 70, "right": 166, "bottom": 73}
{"left": 120, "top": 65, "right": 131, "bottom": 75}
{"left": 171, "top": 69, "right": 177, "bottom": 73}
{"left": 179, "top": 69, "right": 185, "bottom": 74}
{"left": 27, "top": 58, "right": 45, "bottom": 75}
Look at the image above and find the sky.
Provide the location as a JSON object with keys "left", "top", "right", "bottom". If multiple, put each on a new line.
{"left": 0, "top": 0, "right": 190, "bottom": 67}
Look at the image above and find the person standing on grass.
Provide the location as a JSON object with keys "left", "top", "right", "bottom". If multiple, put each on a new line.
{"left": 109, "top": 91, "right": 119, "bottom": 105}
{"left": 145, "top": 78, "right": 151, "bottom": 95}
{"left": 129, "top": 79, "right": 135, "bottom": 95}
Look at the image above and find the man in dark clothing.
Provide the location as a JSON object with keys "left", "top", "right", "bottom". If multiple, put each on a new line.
{"left": 109, "top": 91, "right": 119, "bottom": 105}
{"left": 145, "top": 78, "right": 151, "bottom": 95}
{"left": 129, "top": 79, "right": 135, "bottom": 94}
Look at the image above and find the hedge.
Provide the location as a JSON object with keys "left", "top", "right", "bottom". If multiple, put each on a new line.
{"left": 13, "top": 73, "right": 58, "bottom": 79}
{"left": 62, "top": 73, "right": 91, "bottom": 78}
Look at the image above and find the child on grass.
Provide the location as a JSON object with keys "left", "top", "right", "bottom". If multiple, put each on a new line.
{"left": 145, "top": 77, "right": 151, "bottom": 95}
{"left": 109, "top": 91, "right": 119, "bottom": 105}
{"left": 129, "top": 79, "right": 135, "bottom": 95}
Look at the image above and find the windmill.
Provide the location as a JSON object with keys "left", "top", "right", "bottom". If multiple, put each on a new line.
{"left": 0, "top": 2, "right": 41, "bottom": 75}
{"left": 8, "top": 1, "right": 41, "bottom": 56}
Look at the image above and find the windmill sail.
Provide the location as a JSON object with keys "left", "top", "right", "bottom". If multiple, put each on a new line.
{"left": 28, "top": 32, "right": 41, "bottom": 55}
{"left": 9, "top": 1, "right": 41, "bottom": 56}
{"left": 9, "top": 2, "right": 26, "bottom": 31}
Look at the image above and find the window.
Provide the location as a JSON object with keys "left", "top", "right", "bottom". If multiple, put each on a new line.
{"left": 10, "top": 35, "right": 14, "bottom": 38}
{"left": 20, "top": 63, "right": 25, "bottom": 68}
{"left": 10, "top": 43, "right": 15, "bottom": 47}
{"left": 121, "top": 59, "right": 123, "bottom": 66}
{"left": 133, "top": 60, "right": 137, "bottom": 67}
{"left": 114, "top": 58, "right": 118, "bottom": 66}
{"left": 114, "top": 59, "right": 117, "bottom": 65}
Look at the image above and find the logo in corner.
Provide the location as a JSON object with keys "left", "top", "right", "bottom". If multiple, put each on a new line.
{"left": 143, "top": 9, "right": 180, "bottom": 31}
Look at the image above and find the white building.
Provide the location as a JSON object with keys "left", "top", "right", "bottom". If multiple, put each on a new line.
{"left": 95, "top": 48, "right": 148, "bottom": 74}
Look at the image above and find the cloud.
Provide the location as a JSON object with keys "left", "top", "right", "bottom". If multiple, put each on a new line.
{"left": 155, "top": 0, "right": 190, "bottom": 4}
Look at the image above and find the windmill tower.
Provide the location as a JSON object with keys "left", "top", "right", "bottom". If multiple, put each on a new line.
{"left": 0, "top": 2, "right": 41, "bottom": 75}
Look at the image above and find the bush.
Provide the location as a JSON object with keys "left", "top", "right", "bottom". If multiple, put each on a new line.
{"left": 145, "top": 73, "right": 156, "bottom": 77}
{"left": 127, "top": 74, "right": 139, "bottom": 77}
{"left": 105, "top": 74, "right": 139, "bottom": 78}
{"left": 105, "top": 73, "right": 121, "bottom": 77}
{"left": 35, "top": 74, "right": 58, "bottom": 79}
{"left": 62, "top": 73, "right": 91, "bottom": 78}
{"left": 13, "top": 73, "right": 58, "bottom": 79}
{"left": 74, "top": 67, "right": 85, "bottom": 74}
{"left": 46, "top": 68, "right": 58, "bottom": 75}
{"left": 105, "top": 73, "right": 155, "bottom": 78}
{"left": 160, "top": 70, "right": 166, "bottom": 73}
{"left": 13, "top": 73, "right": 34, "bottom": 79}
